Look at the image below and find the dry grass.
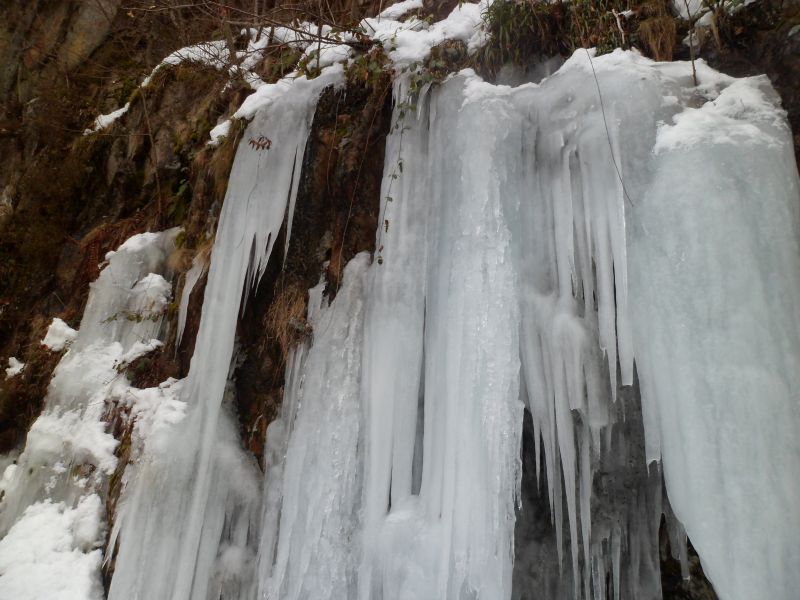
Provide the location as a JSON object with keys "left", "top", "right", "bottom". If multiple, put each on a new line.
{"left": 265, "top": 282, "right": 311, "bottom": 362}
{"left": 638, "top": 15, "right": 677, "bottom": 60}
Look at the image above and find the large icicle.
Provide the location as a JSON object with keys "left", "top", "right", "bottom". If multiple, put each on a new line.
{"left": 107, "top": 69, "right": 342, "bottom": 600}
{"left": 629, "top": 74, "right": 800, "bottom": 600}
{"left": 259, "top": 254, "right": 370, "bottom": 600}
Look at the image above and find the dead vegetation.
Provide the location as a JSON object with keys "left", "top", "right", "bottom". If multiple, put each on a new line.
{"left": 266, "top": 283, "right": 312, "bottom": 364}
{"left": 479, "top": 0, "right": 679, "bottom": 75}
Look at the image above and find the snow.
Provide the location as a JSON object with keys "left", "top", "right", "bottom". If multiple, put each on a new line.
{"left": 140, "top": 40, "right": 230, "bottom": 88}
{"left": 41, "top": 318, "right": 78, "bottom": 351}
{"left": 673, "top": 0, "right": 704, "bottom": 19}
{"left": 363, "top": 0, "right": 489, "bottom": 66}
{"left": 83, "top": 102, "right": 130, "bottom": 135}
{"left": 0, "top": 228, "right": 179, "bottom": 600}
{"left": 208, "top": 119, "right": 232, "bottom": 146}
{"left": 0, "top": 495, "right": 105, "bottom": 600}
{"left": 126, "top": 378, "right": 187, "bottom": 459}
{"left": 377, "top": 0, "right": 423, "bottom": 20}
{"left": 4, "top": 357, "right": 24, "bottom": 379}
{"left": 655, "top": 75, "right": 787, "bottom": 151}
{"left": 234, "top": 62, "right": 345, "bottom": 120}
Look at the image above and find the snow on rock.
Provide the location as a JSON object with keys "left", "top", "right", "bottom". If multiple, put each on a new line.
{"left": 41, "top": 318, "right": 78, "bottom": 352}
{"left": 363, "top": 0, "right": 489, "bottom": 66}
{"left": 126, "top": 378, "right": 186, "bottom": 459}
{"left": 655, "top": 75, "right": 787, "bottom": 152}
{"left": 140, "top": 40, "right": 230, "bottom": 88}
{"left": 4, "top": 357, "right": 24, "bottom": 379}
{"left": 0, "top": 494, "right": 105, "bottom": 600}
{"left": 0, "top": 228, "right": 179, "bottom": 600}
{"left": 377, "top": 0, "right": 423, "bottom": 20}
{"left": 234, "top": 62, "right": 345, "bottom": 120}
{"left": 208, "top": 119, "right": 232, "bottom": 146}
{"left": 83, "top": 102, "right": 130, "bottom": 135}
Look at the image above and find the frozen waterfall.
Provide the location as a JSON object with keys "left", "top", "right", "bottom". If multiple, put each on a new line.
{"left": 1, "top": 41, "right": 799, "bottom": 600}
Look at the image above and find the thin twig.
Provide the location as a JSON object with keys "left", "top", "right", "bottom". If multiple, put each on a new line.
{"left": 683, "top": 0, "right": 698, "bottom": 86}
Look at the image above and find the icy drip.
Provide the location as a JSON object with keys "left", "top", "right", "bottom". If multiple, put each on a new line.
{"left": 506, "top": 52, "right": 673, "bottom": 599}
{"left": 107, "top": 71, "right": 339, "bottom": 600}
{"left": 0, "top": 229, "right": 179, "bottom": 600}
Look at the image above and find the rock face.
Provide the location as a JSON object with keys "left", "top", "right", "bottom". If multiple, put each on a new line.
{"left": 0, "top": 0, "right": 122, "bottom": 107}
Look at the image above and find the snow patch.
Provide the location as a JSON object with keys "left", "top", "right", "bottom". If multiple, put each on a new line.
{"left": 4, "top": 357, "right": 24, "bottom": 379}
{"left": 41, "top": 318, "right": 78, "bottom": 352}
{"left": 83, "top": 103, "right": 130, "bottom": 135}
{"left": 0, "top": 495, "right": 105, "bottom": 600}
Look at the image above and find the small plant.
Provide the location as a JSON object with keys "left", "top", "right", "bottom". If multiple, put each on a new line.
{"left": 248, "top": 135, "right": 272, "bottom": 151}
{"left": 346, "top": 47, "right": 390, "bottom": 86}
{"left": 265, "top": 283, "right": 311, "bottom": 362}
{"left": 101, "top": 309, "right": 164, "bottom": 325}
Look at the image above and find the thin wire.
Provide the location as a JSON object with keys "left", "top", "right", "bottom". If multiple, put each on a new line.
{"left": 584, "top": 48, "right": 635, "bottom": 208}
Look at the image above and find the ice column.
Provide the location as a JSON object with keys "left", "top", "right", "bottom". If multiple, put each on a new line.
{"left": 629, "top": 75, "right": 800, "bottom": 600}
{"left": 108, "top": 71, "right": 340, "bottom": 600}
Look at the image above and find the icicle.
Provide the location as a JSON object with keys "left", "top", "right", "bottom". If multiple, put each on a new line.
{"left": 107, "top": 69, "right": 341, "bottom": 600}
{"left": 176, "top": 253, "right": 207, "bottom": 348}
{"left": 261, "top": 254, "right": 370, "bottom": 600}
{"left": 629, "top": 69, "right": 800, "bottom": 600}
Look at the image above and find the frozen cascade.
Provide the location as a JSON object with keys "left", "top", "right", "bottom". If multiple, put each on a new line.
{"left": 1, "top": 26, "right": 797, "bottom": 599}
{"left": 256, "top": 50, "right": 800, "bottom": 600}
{"left": 106, "top": 69, "right": 343, "bottom": 600}
{"left": 258, "top": 254, "right": 370, "bottom": 600}
{"left": 0, "top": 228, "right": 179, "bottom": 599}
{"left": 629, "top": 77, "right": 800, "bottom": 600}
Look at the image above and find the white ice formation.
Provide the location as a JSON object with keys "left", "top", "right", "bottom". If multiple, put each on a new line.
{"left": 1, "top": 4, "right": 799, "bottom": 600}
